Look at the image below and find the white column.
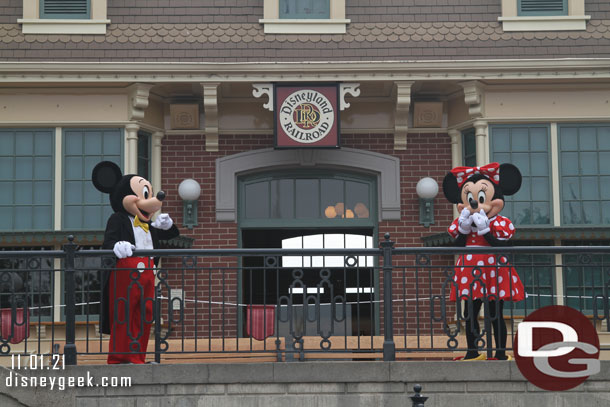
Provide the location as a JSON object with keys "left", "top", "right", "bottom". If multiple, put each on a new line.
{"left": 448, "top": 129, "right": 461, "bottom": 168}
{"left": 473, "top": 120, "right": 488, "bottom": 166}
{"left": 151, "top": 131, "right": 164, "bottom": 194}
{"left": 125, "top": 123, "right": 139, "bottom": 174}
{"left": 550, "top": 123, "right": 561, "bottom": 227}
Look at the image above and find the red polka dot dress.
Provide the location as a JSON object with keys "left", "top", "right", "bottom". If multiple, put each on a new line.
{"left": 448, "top": 214, "right": 525, "bottom": 302}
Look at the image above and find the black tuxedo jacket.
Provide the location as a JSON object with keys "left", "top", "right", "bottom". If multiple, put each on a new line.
{"left": 99, "top": 211, "right": 179, "bottom": 334}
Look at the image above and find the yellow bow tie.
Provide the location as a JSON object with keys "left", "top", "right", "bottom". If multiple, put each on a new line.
{"left": 133, "top": 216, "right": 149, "bottom": 233}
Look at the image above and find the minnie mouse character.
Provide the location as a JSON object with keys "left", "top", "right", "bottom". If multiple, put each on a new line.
{"left": 92, "top": 161, "right": 179, "bottom": 364}
{"left": 442, "top": 162, "right": 525, "bottom": 361}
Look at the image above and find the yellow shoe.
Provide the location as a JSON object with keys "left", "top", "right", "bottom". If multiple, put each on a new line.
{"left": 462, "top": 353, "right": 487, "bottom": 361}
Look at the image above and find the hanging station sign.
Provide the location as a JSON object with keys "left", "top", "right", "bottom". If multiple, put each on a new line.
{"left": 274, "top": 84, "right": 340, "bottom": 148}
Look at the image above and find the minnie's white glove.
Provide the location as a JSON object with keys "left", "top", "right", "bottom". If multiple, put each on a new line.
{"left": 472, "top": 209, "right": 490, "bottom": 236}
{"left": 151, "top": 213, "right": 173, "bottom": 230}
{"left": 113, "top": 241, "right": 135, "bottom": 259}
{"left": 458, "top": 208, "right": 474, "bottom": 235}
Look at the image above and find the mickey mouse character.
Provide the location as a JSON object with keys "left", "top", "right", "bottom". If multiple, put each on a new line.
{"left": 92, "top": 161, "right": 179, "bottom": 364}
{"left": 442, "top": 162, "right": 525, "bottom": 361}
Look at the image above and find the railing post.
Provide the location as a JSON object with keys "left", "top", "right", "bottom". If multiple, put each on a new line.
{"left": 63, "top": 235, "right": 77, "bottom": 365}
{"left": 154, "top": 284, "right": 162, "bottom": 363}
{"left": 381, "top": 233, "right": 395, "bottom": 361}
{"left": 410, "top": 384, "right": 428, "bottom": 406}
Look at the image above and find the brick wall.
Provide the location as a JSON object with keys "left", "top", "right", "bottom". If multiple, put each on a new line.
{"left": 159, "top": 132, "right": 455, "bottom": 339}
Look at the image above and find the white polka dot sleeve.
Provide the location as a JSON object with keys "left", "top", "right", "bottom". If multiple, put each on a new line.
{"left": 490, "top": 215, "right": 515, "bottom": 240}
{"left": 448, "top": 218, "right": 460, "bottom": 239}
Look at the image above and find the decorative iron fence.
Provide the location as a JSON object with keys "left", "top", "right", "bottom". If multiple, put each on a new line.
{"left": 0, "top": 234, "right": 608, "bottom": 365}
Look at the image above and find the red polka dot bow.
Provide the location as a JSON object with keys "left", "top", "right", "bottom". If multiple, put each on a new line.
{"left": 450, "top": 162, "right": 500, "bottom": 187}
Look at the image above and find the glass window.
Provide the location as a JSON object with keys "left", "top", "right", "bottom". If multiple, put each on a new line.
{"left": 279, "top": 0, "right": 330, "bottom": 19}
{"left": 562, "top": 240, "right": 610, "bottom": 313}
{"left": 40, "top": 0, "right": 90, "bottom": 19}
{"left": 137, "top": 131, "right": 151, "bottom": 181}
{"left": 0, "top": 129, "right": 54, "bottom": 231}
{"left": 559, "top": 125, "right": 610, "bottom": 225}
{"left": 490, "top": 125, "right": 551, "bottom": 226}
{"left": 518, "top": 0, "right": 567, "bottom": 16}
{"left": 507, "top": 240, "right": 555, "bottom": 315}
{"left": 462, "top": 128, "right": 476, "bottom": 167}
{"left": 62, "top": 128, "right": 122, "bottom": 230}
{"left": 240, "top": 172, "right": 374, "bottom": 226}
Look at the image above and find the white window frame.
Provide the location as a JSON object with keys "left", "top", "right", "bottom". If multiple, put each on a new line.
{"left": 18, "top": 0, "right": 110, "bottom": 34}
{"left": 498, "top": 0, "right": 590, "bottom": 31}
{"left": 260, "top": 0, "right": 350, "bottom": 34}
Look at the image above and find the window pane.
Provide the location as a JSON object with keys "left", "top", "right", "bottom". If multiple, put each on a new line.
{"left": 513, "top": 202, "right": 531, "bottom": 224}
{"left": 104, "top": 132, "right": 122, "bottom": 155}
{"left": 492, "top": 128, "right": 510, "bottom": 151}
{"left": 562, "top": 177, "right": 580, "bottom": 200}
{"left": 531, "top": 202, "right": 550, "bottom": 225}
{"left": 0, "top": 132, "right": 14, "bottom": 155}
{"left": 279, "top": 0, "right": 330, "bottom": 19}
{"left": 560, "top": 127, "right": 578, "bottom": 150}
{"left": 15, "top": 132, "right": 33, "bottom": 155}
{"left": 0, "top": 157, "right": 14, "bottom": 179}
{"left": 33, "top": 181, "right": 52, "bottom": 205}
{"left": 530, "top": 127, "right": 548, "bottom": 151}
{"left": 64, "top": 131, "right": 83, "bottom": 155}
{"left": 530, "top": 153, "right": 548, "bottom": 176}
{"left": 511, "top": 128, "right": 529, "bottom": 151}
{"left": 598, "top": 127, "right": 610, "bottom": 149}
{"left": 602, "top": 202, "right": 610, "bottom": 224}
{"left": 278, "top": 179, "right": 295, "bottom": 219}
{"left": 83, "top": 206, "right": 102, "bottom": 229}
{"left": 580, "top": 177, "right": 599, "bottom": 200}
{"left": 63, "top": 206, "right": 82, "bottom": 229}
{"left": 32, "top": 206, "right": 52, "bottom": 229}
{"left": 15, "top": 182, "right": 32, "bottom": 204}
{"left": 0, "top": 182, "right": 13, "bottom": 205}
{"left": 84, "top": 131, "right": 102, "bottom": 155}
{"left": 64, "top": 156, "right": 83, "bottom": 179}
{"left": 34, "top": 132, "right": 53, "bottom": 155}
{"left": 295, "top": 179, "right": 319, "bottom": 218}
{"left": 600, "top": 152, "right": 610, "bottom": 175}
{"left": 320, "top": 179, "right": 343, "bottom": 219}
{"left": 34, "top": 157, "right": 53, "bottom": 179}
{"left": 514, "top": 177, "right": 530, "bottom": 200}
{"left": 244, "top": 181, "right": 270, "bottom": 219}
{"left": 579, "top": 152, "right": 598, "bottom": 175}
{"left": 579, "top": 127, "right": 597, "bottom": 150}
{"left": 0, "top": 208, "right": 13, "bottom": 229}
{"left": 601, "top": 177, "right": 610, "bottom": 200}
{"left": 15, "top": 157, "right": 33, "bottom": 179}
{"left": 531, "top": 177, "right": 549, "bottom": 201}
{"left": 64, "top": 181, "right": 82, "bottom": 205}
{"left": 346, "top": 181, "right": 369, "bottom": 219}
{"left": 581, "top": 201, "right": 600, "bottom": 224}
{"left": 560, "top": 152, "right": 578, "bottom": 175}
{"left": 14, "top": 206, "right": 32, "bottom": 229}
{"left": 563, "top": 201, "right": 581, "bottom": 224}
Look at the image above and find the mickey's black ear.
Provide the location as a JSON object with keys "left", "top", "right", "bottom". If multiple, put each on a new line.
{"left": 92, "top": 161, "right": 122, "bottom": 193}
{"left": 442, "top": 172, "right": 462, "bottom": 203}
{"left": 499, "top": 163, "right": 522, "bottom": 196}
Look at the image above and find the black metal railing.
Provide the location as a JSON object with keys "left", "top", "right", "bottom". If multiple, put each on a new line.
{"left": 0, "top": 234, "right": 608, "bottom": 365}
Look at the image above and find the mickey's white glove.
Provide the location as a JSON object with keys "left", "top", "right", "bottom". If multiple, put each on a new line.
{"left": 151, "top": 213, "right": 173, "bottom": 230}
{"left": 472, "top": 209, "right": 490, "bottom": 236}
{"left": 458, "top": 208, "right": 473, "bottom": 235}
{"left": 113, "top": 241, "right": 135, "bottom": 259}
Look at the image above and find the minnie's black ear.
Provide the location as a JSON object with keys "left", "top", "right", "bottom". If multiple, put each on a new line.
{"left": 499, "top": 163, "right": 522, "bottom": 196}
{"left": 442, "top": 172, "right": 462, "bottom": 203}
{"left": 92, "top": 161, "right": 122, "bottom": 193}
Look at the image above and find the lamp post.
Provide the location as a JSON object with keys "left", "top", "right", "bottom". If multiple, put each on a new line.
{"left": 416, "top": 177, "right": 439, "bottom": 227}
{"left": 178, "top": 179, "right": 201, "bottom": 229}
